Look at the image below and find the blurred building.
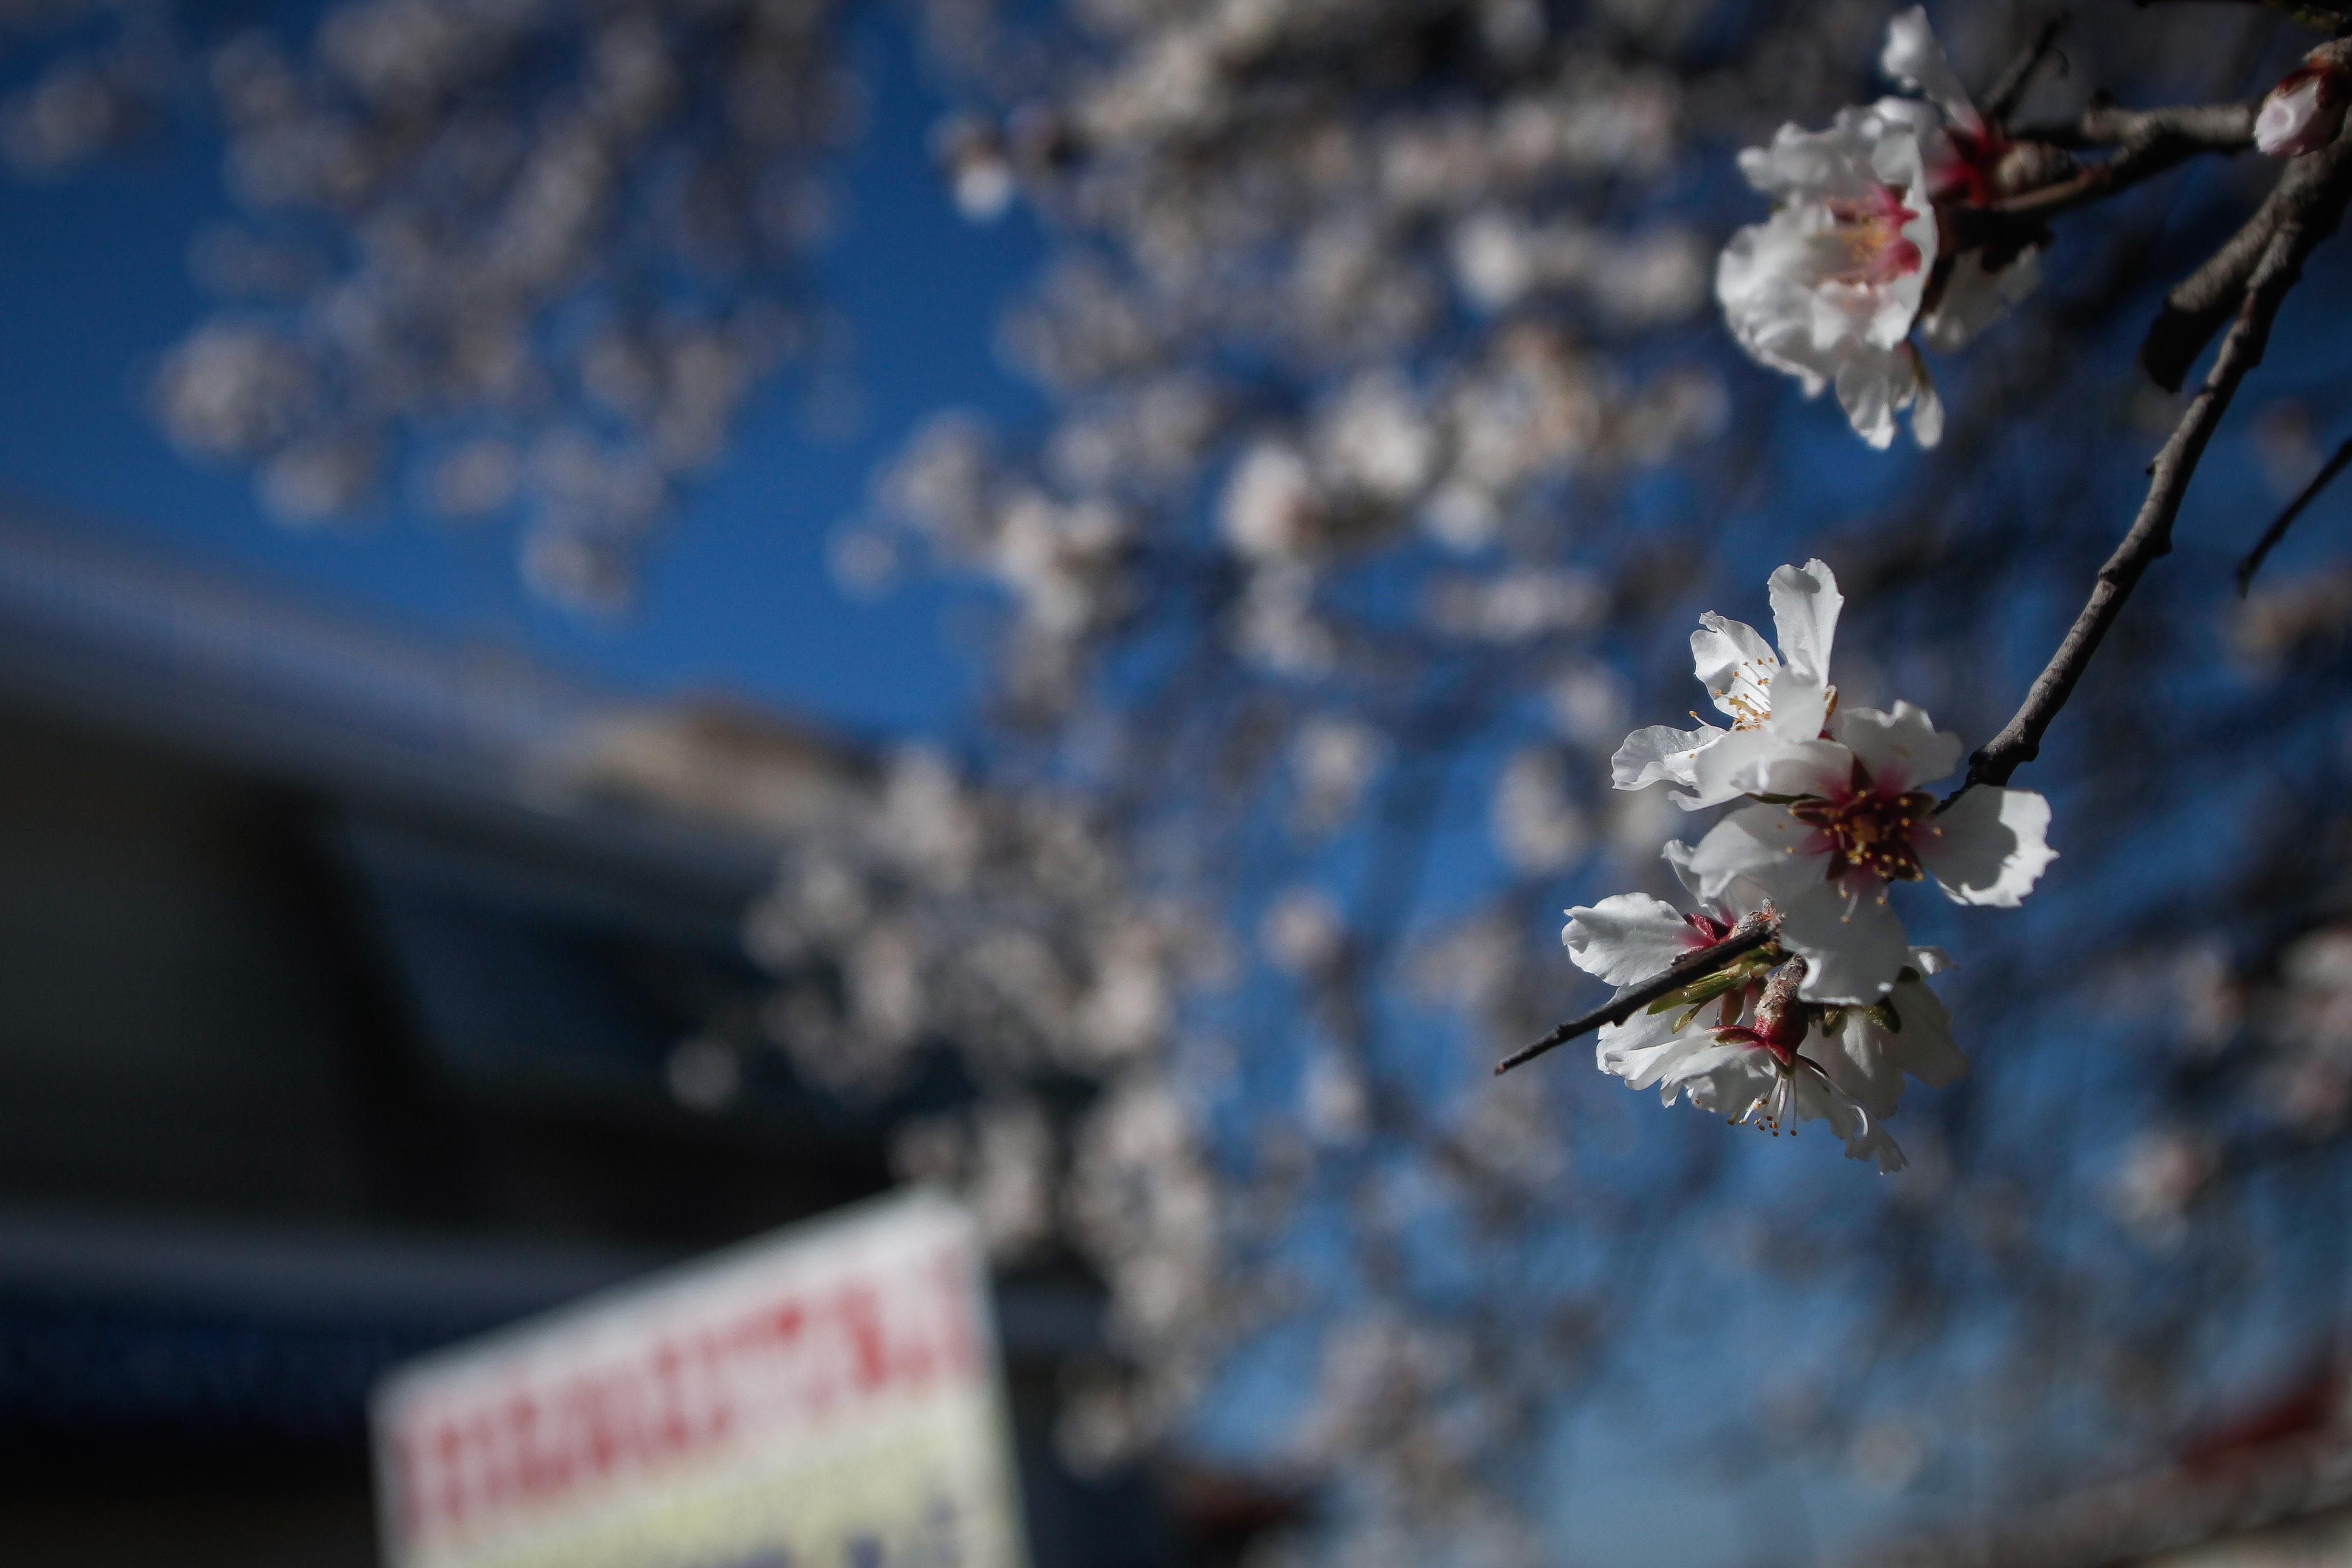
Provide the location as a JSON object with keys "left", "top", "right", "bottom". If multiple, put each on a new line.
{"left": 0, "top": 499, "right": 1208, "bottom": 1568}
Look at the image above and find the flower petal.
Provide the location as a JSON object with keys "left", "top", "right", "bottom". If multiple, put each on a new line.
{"left": 1598, "top": 1010, "right": 1717, "bottom": 1095}
{"left": 1789, "top": 1068, "right": 1908, "bottom": 1172}
{"left": 1908, "top": 351, "right": 1944, "bottom": 448}
{"left": 1682, "top": 722, "right": 1810, "bottom": 810}
{"left": 1778, "top": 879, "right": 1912, "bottom": 1004}
{"left": 1717, "top": 213, "right": 1832, "bottom": 396}
{"left": 1691, "top": 613, "right": 1777, "bottom": 722}
{"left": 1919, "top": 247, "right": 2040, "bottom": 352}
{"left": 1767, "top": 559, "right": 1842, "bottom": 684}
{"left": 1664, "top": 837, "right": 1770, "bottom": 922}
{"left": 1688, "top": 802, "right": 1822, "bottom": 902}
{"left": 1612, "top": 722, "right": 1723, "bottom": 791}
{"left": 1662, "top": 838, "right": 1708, "bottom": 904}
{"left": 1761, "top": 667, "right": 1830, "bottom": 746}
{"left": 1813, "top": 974, "right": 1966, "bottom": 1120}
{"left": 1749, "top": 735, "right": 1852, "bottom": 801}
{"left": 1833, "top": 701, "right": 1961, "bottom": 793}
{"left": 1835, "top": 349, "right": 1905, "bottom": 449}
{"left": 1563, "top": 893, "right": 1704, "bottom": 986}
{"left": 1880, "top": 6, "right": 1983, "bottom": 137}
{"left": 1659, "top": 1039, "right": 1773, "bottom": 1113}
{"left": 1884, "top": 976, "right": 1967, "bottom": 1089}
{"left": 1921, "top": 786, "right": 2057, "bottom": 908}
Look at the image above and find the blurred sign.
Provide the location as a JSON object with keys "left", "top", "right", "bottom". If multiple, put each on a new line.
{"left": 372, "top": 1191, "right": 1027, "bottom": 1568}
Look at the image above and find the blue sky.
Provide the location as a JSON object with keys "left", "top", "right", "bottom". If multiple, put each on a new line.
{"left": 0, "top": 10, "right": 1035, "bottom": 742}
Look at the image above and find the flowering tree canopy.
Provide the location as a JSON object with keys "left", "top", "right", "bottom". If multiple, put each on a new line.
{"left": 17, "top": 0, "right": 2352, "bottom": 1561}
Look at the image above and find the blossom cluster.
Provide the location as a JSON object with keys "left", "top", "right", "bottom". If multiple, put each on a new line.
{"left": 1568, "top": 560, "right": 2053, "bottom": 1170}
{"left": 42, "top": 0, "right": 857, "bottom": 612}
{"left": 741, "top": 743, "right": 1249, "bottom": 1465}
{"left": 1719, "top": 8, "right": 2042, "bottom": 448}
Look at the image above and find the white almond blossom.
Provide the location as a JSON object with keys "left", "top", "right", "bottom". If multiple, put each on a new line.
{"left": 1564, "top": 841, "right": 1964, "bottom": 1171}
{"left": 1688, "top": 699, "right": 2056, "bottom": 1003}
{"left": 1612, "top": 557, "right": 1841, "bottom": 809}
{"left": 1717, "top": 101, "right": 1942, "bottom": 448}
{"left": 1668, "top": 1028, "right": 1908, "bottom": 1172}
{"left": 1719, "top": 8, "right": 2038, "bottom": 448}
{"left": 1567, "top": 840, "right": 1779, "bottom": 1116}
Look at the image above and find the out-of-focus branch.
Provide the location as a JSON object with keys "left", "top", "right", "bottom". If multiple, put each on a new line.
{"left": 1495, "top": 915, "right": 1780, "bottom": 1076}
{"left": 1984, "top": 16, "right": 2069, "bottom": 128}
{"left": 2239, "top": 434, "right": 2352, "bottom": 592}
{"left": 2143, "top": 186, "right": 2287, "bottom": 390}
{"left": 2041, "top": 99, "right": 2259, "bottom": 157}
{"left": 1964, "top": 129, "right": 2352, "bottom": 793}
{"left": 1960, "top": 101, "right": 2256, "bottom": 245}
{"left": 2138, "top": 49, "right": 2352, "bottom": 390}
{"left": 2134, "top": 0, "right": 2352, "bottom": 28}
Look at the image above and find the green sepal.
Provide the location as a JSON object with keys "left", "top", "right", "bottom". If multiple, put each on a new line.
{"left": 1642, "top": 950, "right": 1778, "bottom": 1018}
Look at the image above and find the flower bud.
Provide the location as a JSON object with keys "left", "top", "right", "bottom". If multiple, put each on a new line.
{"left": 2256, "top": 56, "right": 2351, "bottom": 158}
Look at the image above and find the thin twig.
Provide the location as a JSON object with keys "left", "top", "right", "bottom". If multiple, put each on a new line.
{"left": 1985, "top": 15, "right": 2069, "bottom": 128}
{"left": 2239, "top": 434, "right": 2352, "bottom": 593}
{"left": 2010, "top": 100, "right": 2259, "bottom": 154}
{"left": 1964, "top": 129, "right": 2352, "bottom": 793}
{"left": 2134, "top": 0, "right": 2352, "bottom": 29}
{"left": 1958, "top": 101, "right": 2257, "bottom": 253}
{"left": 2143, "top": 178, "right": 2291, "bottom": 391}
{"left": 1495, "top": 918, "right": 1780, "bottom": 1076}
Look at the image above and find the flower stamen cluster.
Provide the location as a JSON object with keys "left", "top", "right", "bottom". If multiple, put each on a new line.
{"left": 1785, "top": 760, "right": 1936, "bottom": 886}
{"left": 1826, "top": 189, "right": 1926, "bottom": 287}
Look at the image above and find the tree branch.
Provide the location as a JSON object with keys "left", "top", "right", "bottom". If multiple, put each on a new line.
{"left": 2142, "top": 182, "right": 2288, "bottom": 391}
{"left": 1964, "top": 129, "right": 2352, "bottom": 793}
{"left": 2132, "top": 0, "right": 2352, "bottom": 28}
{"left": 1495, "top": 916, "right": 1780, "bottom": 1076}
{"left": 1961, "top": 101, "right": 2256, "bottom": 250}
{"left": 1984, "top": 16, "right": 2069, "bottom": 129}
{"left": 1947, "top": 100, "right": 2255, "bottom": 276}
{"left": 2012, "top": 101, "right": 2261, "bottom": 155}
{"left": 2239, "top": 433, "right": 2352, "bottom": 592}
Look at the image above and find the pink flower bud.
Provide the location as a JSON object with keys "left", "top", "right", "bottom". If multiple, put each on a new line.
{"left": 2256, "top": 62, "right": 2349, "bottom": 158}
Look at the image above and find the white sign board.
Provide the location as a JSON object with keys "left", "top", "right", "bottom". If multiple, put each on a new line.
{"left": 372, "top": 1191, "right": 1028, "bottom": 1568}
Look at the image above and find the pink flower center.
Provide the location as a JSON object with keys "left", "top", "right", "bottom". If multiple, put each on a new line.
{"left": 1825, "top": 186, "right": 1923, "bottom": 286}
{"left": 1932, "top": 125, "right": 2008, "bottom": 208}
{"left": 1714, "top": 1022, "right": 1801, "bottom": 1069}
{"left": 1788, "top": 758, "right": 1935, "bottom": 885}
